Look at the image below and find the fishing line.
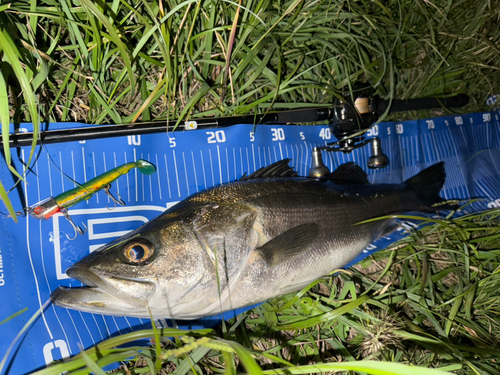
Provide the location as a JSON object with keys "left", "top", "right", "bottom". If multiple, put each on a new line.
{"left": 443, "top": 148, "right": 500, "bottom": 201}
{"left": 41, "top": 145, "right": 87, "bottom": 190}
{"left": 0, "top": 141, "right": 87, "bottom": 218}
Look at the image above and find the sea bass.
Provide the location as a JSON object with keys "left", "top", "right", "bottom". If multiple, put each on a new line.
{"left": 51, "top": 160, "right": 451, "bottom": 319}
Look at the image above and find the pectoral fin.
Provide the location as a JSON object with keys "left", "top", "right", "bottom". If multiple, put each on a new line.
{"left": 257, "top": 223, "right": 319, "bottom": 266}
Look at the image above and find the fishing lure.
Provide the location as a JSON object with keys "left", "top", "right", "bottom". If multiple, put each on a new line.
{"left": 12, "top": 159, "right": 156, "bottom": 239}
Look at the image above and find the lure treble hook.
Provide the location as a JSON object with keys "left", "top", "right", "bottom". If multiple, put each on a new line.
{"left": 62, "top": 210, "right": 88, "bottom": 241}
{"left": 104, "top": 184, "right": 126, "bottom": 210}
{"left": 6, "top": 159, "right": 157, "bottom": 239}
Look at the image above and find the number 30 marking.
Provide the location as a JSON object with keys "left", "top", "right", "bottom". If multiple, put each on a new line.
{"left": 271, "top": 128, "right": 285, "bottom": 141}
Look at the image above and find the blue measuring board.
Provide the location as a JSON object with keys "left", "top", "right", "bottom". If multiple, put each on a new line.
{"left": 1, "top": 110, "right": 500, "bottom": 374}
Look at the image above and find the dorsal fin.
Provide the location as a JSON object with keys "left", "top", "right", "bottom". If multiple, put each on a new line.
{"left": 329, "top": 162, "right": 369, "bottom": 184}
{"left": 239, "top": 159, "right": 298, "bottom": 181}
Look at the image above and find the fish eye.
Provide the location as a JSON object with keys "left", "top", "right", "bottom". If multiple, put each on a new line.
{"left": 123, "top": 240, "right": 154, "bottom": 263}
{"left": 34, "top": 206, "right": 43, "bottom": 214}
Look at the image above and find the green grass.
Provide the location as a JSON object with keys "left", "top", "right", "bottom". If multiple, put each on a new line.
{"left": 1, "top": 1, "right": 500, "bottom": 373}
{"left": 1, "top": 0, "right": 499, "bottom": 211}
{"left": 7, "top": 208, "right": 495, "bottom": 374}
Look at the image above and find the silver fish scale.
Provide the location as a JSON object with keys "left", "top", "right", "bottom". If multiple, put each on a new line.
{"left": 52, "top": 175, "right": 431, "bottom": 319}
{"left": 178, "top": 177, "right": 409, "bottom": 313}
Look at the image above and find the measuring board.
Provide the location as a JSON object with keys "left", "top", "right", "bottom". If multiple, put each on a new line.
{"left": 1, "top": 110, "right": 500, "bottom": 374}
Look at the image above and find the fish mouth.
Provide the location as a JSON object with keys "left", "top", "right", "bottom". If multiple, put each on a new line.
{"left": 50, "top": 266, "right": 157, "bottom": 314}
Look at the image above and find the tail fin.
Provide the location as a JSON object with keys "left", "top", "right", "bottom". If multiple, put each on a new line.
{"left": 405, "top": 162, "right": 455, "bottom": 211}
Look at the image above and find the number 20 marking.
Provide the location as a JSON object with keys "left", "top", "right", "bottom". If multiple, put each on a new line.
{"left": 206, "top": 130, "right": 226, "bottom": 143}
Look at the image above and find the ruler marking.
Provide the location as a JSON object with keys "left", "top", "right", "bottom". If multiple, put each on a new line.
{"left": 262, "top": 146, "right": 266, "bottom": 166}
{"left": 114, "top": 152, "right": 120, "bottom": 197}
{"left": 233, "top": 148, "right": 236, "bottom": 180}
{"left": 409, "top": 135, "right": 414, "bottom": 177}
{"left": 156, "top": 154, "right": 162, "bottom": 199}
{"left": 295, "top": 145, "right": 300, "bottom": 176}
{"left": 111, "top": 317, "right": 122, "bottom": 335}
{"left": 141, "top": 152, "right": 145, "bottom": 202}
{"left": 47, "top": 154, "right": 53, "bottom": 196}
{"left": 172, "top": 150, "right": 181, "bottom": 197}
{"left": 452, "top": 128, "right": 468, "bottom": 197}
{"left": 91, "top": 314, "right": 104, "bottom": 340}
{"left": 124, "top": 153, "right": 130, "bottom": 202}
{"left": 71, "top": 151, "right": 76, "bottom": 187}
{"left": 447, "top": 127, "right": 470, "bottom": 198}
{"left": 82, "top": 147, "right": 87, "bottom": 183}
{"left": 59, "top": 152, "right": 64, "bottom": 191}
{"left": 299, "top": 143, "right": 304, "bottom": 176}
{"left": 200, "top": 150, "right": 207, "bottom": 188}
{"left": 65, "top": 310, "right": 83, "bottom": 346}
{"left": 251, "top": 144, "right": 256, "bottom": 172}
{"left": 258, "top": 146, "right": 262, "bottom": 168}
{"left": 191, "top": 151, "right": 199, "bottom": 192}
{"left": 78, "top": 311, "right": 96, "bottom": 344}
{"left": 92, "top": 152, "right": 99, "bottom": 203}
{"left": 430, "top": 132, "right": 441, "bottom": 168}
{"left": 217, "top": 145, "right": 223, "bottom": 185}
{"left": 245, "top": 147, "right": 249, "bottom": 174}
{"left": 133, "top": 149, "right": 138, "bottom": 202}
{"left": 148, "top": 154, "right": 153, "bottom": 201}
{"left": 486, "top": 120, "right": 490, "bottom": 148}
{"left": 123, "top": 316, "right": 133, "bottom": 331}
{"left": 164, "top": 154, "right": 172, "bottom": 199}
{"left": 327, "top": 149, "right": 334, "bottom": 172}
{"left": 183, "top": 152, "right": 190, "bottom": 196}
{"left": 278, "top": 143, "right": 283, "bottom": 160}
{"left": 101, "top": 315, "right": 111, "bottom": 338}
{"left": 304, "top": 141, "right": 310, "bottom": 173}
{"left": 209, "top": 149, "right": 215, "bottom": 187}
{"left": 397, "top": 135, "right": 404, "bottom": 173}
{"left": 240, "top": 147, "right": 244, "bottom": 177}
{"left": 225, "top": 148, "right": 230, "bottom": 183}
{"left": 103, "top": 152, "right": 109, "bottom": 203}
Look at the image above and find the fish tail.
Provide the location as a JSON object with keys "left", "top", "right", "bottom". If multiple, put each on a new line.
{"left": 404, "top": 162, "right": 456, "bottom": 211}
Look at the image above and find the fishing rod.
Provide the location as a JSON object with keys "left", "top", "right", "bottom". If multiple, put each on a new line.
{"left": 1, "top": 93, "right": 469, "bottom": 169}
{"left": 1, "top": 108, "right": 331, "bottom": 148}
{"left": 1, "top": 94, "right": 469, "bottom": 148}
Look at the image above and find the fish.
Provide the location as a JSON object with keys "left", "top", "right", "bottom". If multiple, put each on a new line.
{"left": 50, "top": 160, "right": 452, "bottom": 319}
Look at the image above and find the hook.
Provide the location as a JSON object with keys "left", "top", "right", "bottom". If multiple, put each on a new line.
{"left": 1, "top": 209, "right": 27, "bottom": 218}
{"left": 17, "top": 209, "right": 28, "bottom": 217}
{"left": 104, "top": 184, "right": 126, "bottom": 210}
{"left": 62, "top": 210, "right": 87, "bottom": 240}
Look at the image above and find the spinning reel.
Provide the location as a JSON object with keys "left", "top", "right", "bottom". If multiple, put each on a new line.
{"left": 308, "top": 88, "right": 469, "bottom": 177}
